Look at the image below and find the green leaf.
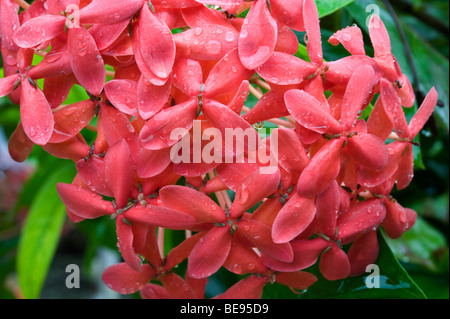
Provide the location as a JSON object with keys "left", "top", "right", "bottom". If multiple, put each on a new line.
{"left": 17, "top": 163, "right": 75, "bottom": 299}
{"left": 316, "top": 0, "right": 355, "bottom": 18}
{"left": 386, "top": 215, "right": 448, "bottom": 272}
{"left": 262, "top": 232, "right": 427, "bottom": 299}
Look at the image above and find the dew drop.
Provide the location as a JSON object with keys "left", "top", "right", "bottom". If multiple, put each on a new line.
{"left": 342, "top": 33, "right": 352, "bottom": 42}
{"left": 204, "top": 40, "right": 221, "bottom": 54}
{"left": 225, "top": 31, "right": 236, "bottom": 42}
{"left": 238, "top": 184, "right": 250, "bottom": 204}
{"left": 194, "top": 27, "right": 203, "bottom": 36}
{"left": 240, "top": 29, "right": 248, "bottom": 38}
{"left": 232, "top": 264, "right": 243, "bottom": 274}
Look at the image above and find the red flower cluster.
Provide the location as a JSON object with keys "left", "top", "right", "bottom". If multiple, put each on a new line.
{"left": 1, "top": 0, "right": 438, "bottom": 299}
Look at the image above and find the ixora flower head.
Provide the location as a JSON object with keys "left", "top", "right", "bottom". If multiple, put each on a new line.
{"left": 0, "top": 0, "right": 440, "bottom": 299}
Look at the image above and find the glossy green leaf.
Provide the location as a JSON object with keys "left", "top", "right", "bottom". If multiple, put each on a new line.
{"left": 17, "top": 163, "right": 75, "bottom": 299}
{"left": 386, "top": 216, "right": 448, "bottom": 272}
{"left": 316, "top": 0, "right": 355, "bottom": 18}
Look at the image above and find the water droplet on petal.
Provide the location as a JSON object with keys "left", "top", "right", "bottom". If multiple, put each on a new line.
{"left": 204, "top": 40, "right": 221, "bottom": 55}
{"left": 225, "top": 31, "right": 236, "bottom": 42}
{"left": 194, "top": 27, "right": 202, "bottom": 36}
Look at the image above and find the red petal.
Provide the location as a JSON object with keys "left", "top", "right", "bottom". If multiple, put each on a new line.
{"left": 181, "top": 4, "right": 231, "bottom": 28}
{"left": 116, "top": 218, "right": 142, "bottom": 271}
{"left": 319, "top": 244, "right": 351, "bottom": 280}
{"left": 256, "top": 52, "right": 316, "bottom": 85}
{"left": 341, "top": 64, "right": 376, "bottom": 131}
{"left": 408, "top": 87, "right": 438, "bottom": 139}
{"left": 367, "top": 98, "right": 394, "bottom": 141}
{"left": 139, "top": 99, "right": 197, "bottom": 150}
{"left": 238, "top": 219, "right": 293, "bottom": 263}
{"left": 238, "top": 0, "right": 277, "bottom": 69}
{"left": 136, "top": 147, "right": 172, "bottom": 179}
{"left": 285, "top": 89, "right": 342, "bottom": 135}
{"left": 159, "top": 185, "right": 226, "bottom": 224}
{"left": 396, "top": 144, "right": 414, "bottom": 190}
{"left": 7, "top": 123, "right": 34, "bottom": 162}
{"left": 160, "top": 273, "right": 197, "bottom": 299}
{"left": 271, "top": 0, "right": 304, "bottom": 31}
{"left": 76, "top": 157, "right": 113, "bottom": 197}
{"left": 79, "top": 0, "right": 142, "bottom": 25}
{"left": 356, "top": 141, "right": 406, "bottom": 188}
{"left": 303, "top": 0, "right": 322, "bottom": 65}
{"left": 275, "top": 271, "right": 317, "bottom": 290}
{"left": 42, "top": 136, "right": 90, "bottom": 161}
{"left": 102, "top": 263, "right": 155, "bottom": 294}
{"left": 243, "top": 90, "right": 289, "bottom": 124}
{"left": 186, "top": 276, "right": 208, "bottom": 299}
{"left": 152, "top": 0, "right": 199, "bottom": 8}
{"left": 188, "top": 225, "right": 232, "bottom": 278}
{"left": 275, "top": 24, "right": 300, "bottom": 55}
{"left": 380, "top": 78, "right": 410, "bottom": 139}
{"left": 202, "top": 99, "right": 259, "bottom": 161}
{"left": 273, "top": 127, "right": 309, "bottom": 175}
{"left": 20, "top": 78, "right": 54, "bottom": 145}
{"left": 104, "top": 79, "right": 138, "bottom": 116}
{"left": 100, "top": 103, "right": 140, "bottom": 158}
{"left": 316, "top": 180, "right": 340, "bottom": 238}
{"left": 261, "top": 237, "right": 328, "bottom": 272}
{"left": 337, "top": 199, "right": 386, "bottom": 244}
{"left": 124, "top": 205, "right": 195, "bottom": 230}
{"left": 214, "top": 275, "right": 266, "bottom": 299}
{"left": 272, "top": 193, "right": 316, "bottom": 243}
{"left": 104, "top": 139, "right": 135, "bottom": 208}
{"left": 347, "top": 231, "right": 379, "bottom": 276}
{"left": 138, "top": 4, "right": 175, "bottom": 79}
{"left": 132, "top": 22, "right": 170, "bottom": 86}
{"left": 137, "top": 75, "right": 171, "bottom": 120}
{"left": 164, "top": 232, "right": 205, "bottom": 270}
{"left": 42, "top": 73, "right": 76, "bottom": 108}
{"left": 56, "top": 183, "right": 115, "bottom": 219}
{"left": 215, "top": 162, "right": 260, "bottom": 191}
{"left": 369, "top": 15, "right": 391, "bottom": 57}
{"left": 68, "top": 27, "right": 105, "bottom": 95}
{"left": 382, "top": 200, "right": 410, "bottom": 239}
{"left": 203, "top": 48, "right": 254, "bottom": 98}
{"left": 0, "top": 0, "right": 20, "bottom": 51}
{"left": 297, "top": 138, "right": 345, "bottom": 197}
{"left": 230, "top": 168, "right": 280, "bottom": 219}
{"left": 13, "top": 15, "right": 65, "bottom": 48}
{"left": 140, "top": 283, "right": 171, "bottom": 299}
{"left": 172, "top": 56, "right": 203, "bottom": 97}
{"left": 50, "top": 99, "right": 96, "bottom": 143}
{"left": 0, "top": 74, "right": 20, "bottom": 98}
{"left": 224, "top": 234, "right": 268, "bottom": 275}
{"left": 89, "top": 20, "right": 129, "bottom": 51}
{"left": 346, "top": 133, "right": 388, "bottom": 171}
{"left": 325, "top": 56, "right": 382, "bottom": 88}
{"left": 228, "top": 80, "right": 249, "bottom": 115}
{"left": 174, "top": 25, "right": 239, "bottom": 61}
{"left": 328, "top": 26, "right": 365, "bottom": 56}
{"left": 396, "top": 73, "right": 415, "bottom": 108}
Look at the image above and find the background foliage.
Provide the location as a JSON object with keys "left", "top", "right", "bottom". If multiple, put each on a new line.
{"left": 0, "top": 0, "right": 448, "bottom": 299}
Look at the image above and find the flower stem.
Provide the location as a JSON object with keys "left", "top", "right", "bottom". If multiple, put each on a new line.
{"left": 15, "top": 0, "right": 30, "bottom": 10}
{"left": 249, "top": 84, "right": 263, "bottom": 100}
{"left": 157, "top": 227, "right": 165, "bottom": 259}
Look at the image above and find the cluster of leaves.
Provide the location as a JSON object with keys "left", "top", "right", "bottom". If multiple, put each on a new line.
{"left": 0, "top": 0, "right": 448, "bottom": 299}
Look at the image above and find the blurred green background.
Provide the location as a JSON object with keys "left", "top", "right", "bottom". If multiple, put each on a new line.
{"left": 0, "top": 0, "right": 448, "bottom": 299}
